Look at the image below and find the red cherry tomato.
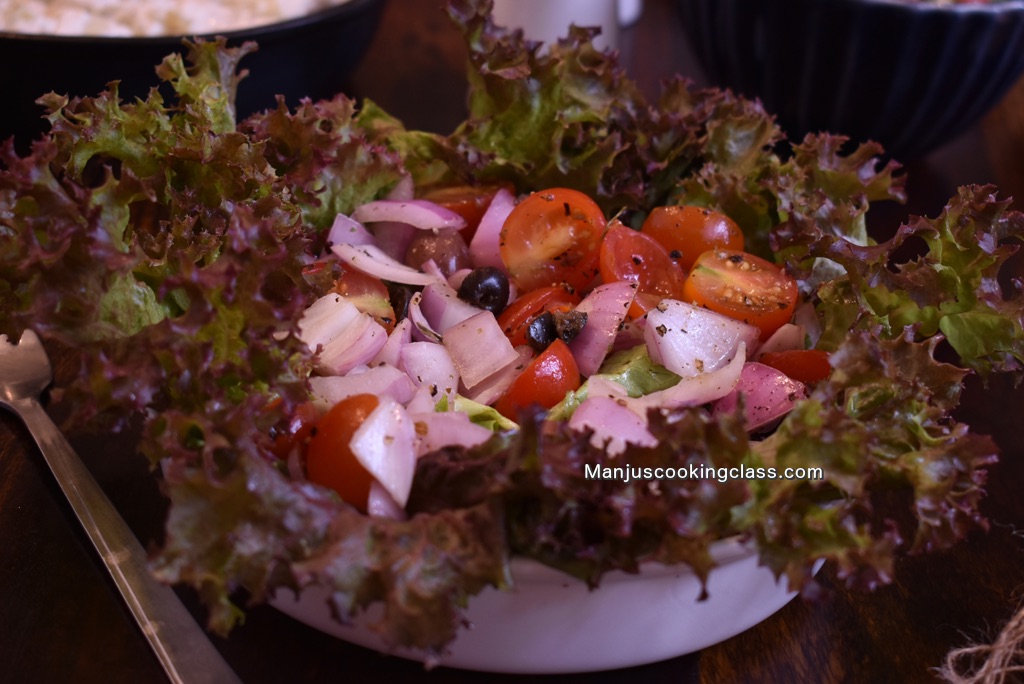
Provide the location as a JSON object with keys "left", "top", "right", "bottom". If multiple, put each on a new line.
{"left": 420, "top": 183, "right": 514, "bottom": 242}
{"left": 499, "top": 188, "right": 606, "bottom": 293}
{"left": 681, "top": 249, "right": 799, "bottom": 339}
{"left": 641, "top": 206, "right": 744, "bottom": 271}
{"left": 599, "top": 220, "right": 687, "bottom": 318}
{"left": 495, "top": 339, "right": 581, "bottom": 420}
{"left": 496, "top": 285, "right": 582, "bottom": 347}
{"left": 758, "top": 349, "right": 831, "bottom": 384}
{"left": 332, "top": 267, "right": 396, "bottom": 334}
{"left": 305, "top": 394, "right": 378, "bottom": 512}
{"left": 269, "top": 400, "right": 319, "bottom": 461}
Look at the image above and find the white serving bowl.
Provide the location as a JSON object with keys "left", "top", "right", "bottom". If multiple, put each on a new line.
{"left": 271, "top": 537, "right": 814, "bottom": 674}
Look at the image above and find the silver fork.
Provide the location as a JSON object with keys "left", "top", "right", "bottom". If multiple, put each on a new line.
{"left": 0, "top": 330, "right": 242, "bottom": 684}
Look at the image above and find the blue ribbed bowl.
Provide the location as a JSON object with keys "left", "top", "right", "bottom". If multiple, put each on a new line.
{"left": 677, "top": 0, "right": 1024, "bottom": 160}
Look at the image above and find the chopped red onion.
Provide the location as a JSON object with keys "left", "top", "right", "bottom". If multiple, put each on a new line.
{"left": 611, "top": 320, "right": 646, "bottom": 354}
{"left": 569, "top": 395, "right": 657, "bottom": 456}
{"left": 369, "top": 221, "right": 416, "bottom": 261}
{"left": 630, "top": 342, "right": 747, "bottom": 412}
{"left": 447, "top": 268, "right": 473, "bottom": 292}
{"left": 309, "top": 365, "right": 417, "bottom": 409}
{"left": 349, "top": 396, "right": 416, "bottom": 508}
{"left": 791, "top": 301, "right": 823, "bottom": 348}
{"left": 352, "top": 199, "right": 467, "bottom": 232}
{"left": 367, "top": 481, "right": 406, "bottom": 520}
{"left": 325, "top": 213, "right": 375, "bottom": 249}
{"left": 406, "top": 383, "right": 442, "bottom": 413}
{"left": 419, "top": 281, "right": 485, "bottom": 334}
{"left": 297, "top": 294, "right": 388, "bottom": 375}
{"left": 407, "top": 411, "right": 493, "bottom": 457}
{"left": 469, "top": 187, "right": 515, "bottom": 271}
{"left": 755, "top": 323, "right": 806, "bottom": 358}
{"left": 407, "top": 292, "right": 443, "bottom": 343}
{"left": 582, "top": 375, "right": 631, "bottom": 401}
{"left": 569, "top": 281, "right": 637, "bottom": 377}
{"left": 644, "top": 300, "right": 759, "bottom": 378}
{"left": 297, "top": 293, "right": 359, "bottom": 344}
{"left": 371, "top": 318, "right": 412, "bottom": 368}
{"left": 420, "top": 259, "right": 446, "bottom": 282}
{"left": 443, "top": 311, "right": 520, "bottom": 390}
{"left": 331, "top": 243, "right": 441, "bottom": 286}
{"left": 712, "top": 362, "right": 807, "bottom": 432}
{"left": 465, "top": 344, "right": 534, "bottom": 406}
{"left": 386, "top": 174, "right": 415, "bottom": 201}
{"left": 400, "top": 341, "right": 461, "bottom": 408}
{"left": 317, "top": 317, "right": 388, "bottom": 376}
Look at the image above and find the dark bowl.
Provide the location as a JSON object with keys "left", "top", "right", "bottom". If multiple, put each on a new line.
{"left": 676, "top": 0, "right": 1024, "bottom": 160}
{"left": 0, "top": 0, "right": 385, "bottom": 148}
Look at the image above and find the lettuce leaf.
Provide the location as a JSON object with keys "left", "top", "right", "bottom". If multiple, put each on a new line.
{"left": 436, "top": 394, "right": 518, "bottom": 431}
{"left": 548, "top": 345, "right": 680, "bottom": 420}
{"left": 738, "top": 331, "right": 995, "bottom": 591}
{"left": 780, "top": 185, "right": 1024, "bottom": 377}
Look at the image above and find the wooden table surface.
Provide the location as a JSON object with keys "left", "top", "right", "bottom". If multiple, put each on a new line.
{"left": 3, "top": 1, "right": 1024, "bottom": 682}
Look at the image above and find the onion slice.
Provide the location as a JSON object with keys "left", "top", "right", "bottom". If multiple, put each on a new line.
{"left": 325, "top": 213, "right": 374, "bottom": 249}
{"left": 569, "top": 395, "right": 657, "bottom": 456}
{"left": 644, "top": 299, "right": 758, "bottom": 378}
{"left": 408, "top": 411, "right": 494, "bottom": 457}
{"left": 369, "top": 221, "right": 416, "bottom": 261}
{"left": 755, "top": 323, "right": 806, "bottom": 358}
{"left": 407, "top": 292, "right": 443, "bottom": 343}
{"left": 367, "top": 481, "right": 406, "bottom": 520}
{"left": 400, "top": 341, "right": 461, "bottom": 407}
{"left": 309, "top": 366, "right": 417, "bottom": 409}
{"left": 386, "top": 174, "right": 415, "bottom": 201}
{"left": 712, "top": 362, "right": 807, "bottom": 432}
{"left": 352, "top": 199, "right": 467, "bottom": 231}
{"left": 371, "top": 318, "right": 413, "bottom": 368}
{"left": 349, "top": 396, "right": 416, "bottom": 508}
{"left": 631, "top": 342, "right": 747, "bottom": 412}
{"left": 297, "top": 294, "right": 388, "bottom": 375}
{"left": 569, "top": 281, "right": 637, "bottom": 377}
{"left": 469, "top": 187, "right": 515, "bottom": 271}
{"left": 443, "top": 311, "right": 520, "bottom": 390}
{"left": 331, "top": 243, "right": 441, "bottom": 286}
{"left": 465, "top": 344, "right": 534, "bottom": 406}
{"left": 419, "top": 281, "right": 485, "bottom": 334}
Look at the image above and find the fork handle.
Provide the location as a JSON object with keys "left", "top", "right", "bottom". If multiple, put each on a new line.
{"left": 11, "top": 397, "right": 243, "bottom": 684}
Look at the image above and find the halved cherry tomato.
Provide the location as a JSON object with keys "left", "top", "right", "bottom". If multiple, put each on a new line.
{"left": 497, "top": 285, "right": 582, "bottom": 347}
{"left": 495, "top": 339, "right": 581, "bottom": 420}
{"left": 332, "top": 267, "right": 396, "bottom": 333}
{"left": 681, "top": 249, "right": 798, "bottom": 339}
{"left": 499, "top": 188, "right": 606, "bottom": 293}
{"left": 759, "top": 349, "right": 831, "bottom": 384}
{"left": 269, "top": 400, "right": 319, "bottom": 461}
{"left": 641, "top": 205, "right": 744, "bottom": 271}
{"left": 599, "top": 220, "right": 687, "bottom": 318}
{"left": 306, "top": 394, "right": 378, "bottom": 512}
{"left": 420, "top": 183, "right": 514, "bottom": 242}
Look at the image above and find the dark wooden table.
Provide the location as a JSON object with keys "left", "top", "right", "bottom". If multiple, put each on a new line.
{"left": 4, "top": 1, "right": 1024, "bottom": 682}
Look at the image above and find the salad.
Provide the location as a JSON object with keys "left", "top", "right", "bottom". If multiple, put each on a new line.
{"left": 2, "top": 0, "right": 1023, "bottom": 661}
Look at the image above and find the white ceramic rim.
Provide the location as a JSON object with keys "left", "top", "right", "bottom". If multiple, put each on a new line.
{"left": 270, "top": 536, "right": 822, "bottom": 673}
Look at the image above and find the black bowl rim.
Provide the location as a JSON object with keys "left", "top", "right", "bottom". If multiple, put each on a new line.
{"left": 832, "top": 0, "right": 1024, "bottom": 13}
{"left": 0, "top": 0, "right": 383, "bottom": 45}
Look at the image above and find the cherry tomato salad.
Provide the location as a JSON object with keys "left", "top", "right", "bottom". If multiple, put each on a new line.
{"left": 296, "top": 185, "right": 816, "bottom": 514}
